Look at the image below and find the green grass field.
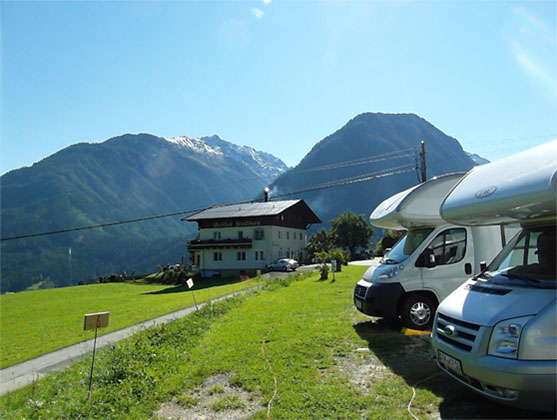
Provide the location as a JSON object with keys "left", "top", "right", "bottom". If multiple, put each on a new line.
{"left": 0, "top": 276, "right": 259, "bottom": 368}
{"left": 1, "top": 267, "right": 548, "bottom": 419}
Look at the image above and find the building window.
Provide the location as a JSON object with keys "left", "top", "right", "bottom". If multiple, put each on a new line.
{"left": 214, "top": 232, "right": 221, "bottom": 240}
{"left": 213, "top": 252, "right": 222, "bottom": 261}
{"left": 278, "top": 231, "right": 281, "bottom": 239}
{"left": 238, "top": 231, "right": 244, "bottom": 239}
{"left": 254, "top": 229, "right": 264, "bottom": 240}
{"left": 286, "top": 231, "right": 290, "bottom": 240}
{"left": 255, "top": 250, "right": 265, "bottom": 260}
{"left": 300, "top": 232, "right": 303, "bottom": 240}
{"left": 237, "top": 251, "right": 246, "bottom": 261}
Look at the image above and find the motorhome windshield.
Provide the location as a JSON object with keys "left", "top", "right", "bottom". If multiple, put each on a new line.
{"left": 483, "top": 226, "right": 556, "bottom": 289}
{"left": 384, "top": 228, "right": 433, "bottom": 264}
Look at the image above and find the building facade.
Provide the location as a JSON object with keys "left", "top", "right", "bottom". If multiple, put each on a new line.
{"left": 183, "top": 200, "right": 320, "bottom": 277}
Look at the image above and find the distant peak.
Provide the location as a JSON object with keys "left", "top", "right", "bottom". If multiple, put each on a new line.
{"left": 166, "top": 135, "right": 223, "bottom": 156}
{"left": 352, "top": 112, "right": 421, "bottom": 121}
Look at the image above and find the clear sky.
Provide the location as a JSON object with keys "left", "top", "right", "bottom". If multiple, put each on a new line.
{"left": 1, "top": 0, "right": 556, "bottom": 175}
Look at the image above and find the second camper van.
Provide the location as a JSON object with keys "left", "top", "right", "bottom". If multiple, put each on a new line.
{"left": 353, "top": 173, "right": 507, "bottom": 330}
{"left": 431, "top": 141, "right": 556, "bottom": 412}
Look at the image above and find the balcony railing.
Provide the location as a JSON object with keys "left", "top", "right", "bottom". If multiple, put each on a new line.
{"left": 188, "top": 238, "right": 253, "bottom": 250}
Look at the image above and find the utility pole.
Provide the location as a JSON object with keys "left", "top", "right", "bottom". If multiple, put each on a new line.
{"left": 68, "top": 247, "right": 73, "bottom": 285}
{"left": 419, "top": 140, "right": 427, "bottom": 182}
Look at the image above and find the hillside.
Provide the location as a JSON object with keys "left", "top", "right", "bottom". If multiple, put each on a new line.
{"left": 269, "top": 113, "right": 476, "bottom": 238}
{"left": 1, "top": 134, "right": 287, "bottom": 292}
{"left": 1, "top": 113, "right": 479, "bottom": 292}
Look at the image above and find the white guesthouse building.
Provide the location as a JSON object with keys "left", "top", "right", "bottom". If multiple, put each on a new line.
{"left": 183, "top": 199, "right": 321, "bottom": 277}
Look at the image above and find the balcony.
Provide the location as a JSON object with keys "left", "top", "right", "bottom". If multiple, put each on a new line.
{"left": 188, "top": 238, "right": 253, "bottom": 250}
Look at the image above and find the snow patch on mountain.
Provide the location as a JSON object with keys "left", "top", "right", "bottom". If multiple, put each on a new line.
{"left": 167, "top": 136, "right": 224, "bottom": 157}
{"left": 164, "top": 134, "right": 288, "bottom": 181}
{"left": 202, "top": 135, "right": 289, "bottom": 180}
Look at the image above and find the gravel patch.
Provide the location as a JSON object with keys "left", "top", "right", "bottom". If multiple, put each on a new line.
{"left": 156, "top": 373, "right": 265, "bottom": 420}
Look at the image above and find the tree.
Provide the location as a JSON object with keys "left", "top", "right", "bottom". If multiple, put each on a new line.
{"left": 305, "top": 228, "right": 333, "bottom": 261}
{"left": 328, "top": 248, "right": 350, "bottom": 271}
{"left": 375, "top": 228, "right": 405, "bottom": 256}
{"left": 330, "top": 211, "right": 374, "bottom": 258}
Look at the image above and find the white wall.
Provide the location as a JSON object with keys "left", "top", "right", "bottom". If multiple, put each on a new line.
{"left": 197, "top": 225, "right": 307, "bottom": 271}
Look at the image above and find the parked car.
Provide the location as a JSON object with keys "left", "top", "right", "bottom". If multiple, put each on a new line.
{"left": 285, "top": 258, "right": 299, "bottom": 269}
{"left": 267, "top": 258, "right": 298, "bottom": 272}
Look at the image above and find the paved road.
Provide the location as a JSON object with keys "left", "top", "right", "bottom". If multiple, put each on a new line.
{"left": 0, "top": 286, "right": 261, "bottom": 396}
{"left": 0, "top": 262, "right": 374, "bottom": 396}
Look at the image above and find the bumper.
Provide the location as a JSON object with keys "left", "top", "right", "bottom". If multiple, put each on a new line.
{"left": 353, "top": 281, "right": 404, "bottom": 321}
{"left": 432, "top": 336, "right": 557, "bottom": 412}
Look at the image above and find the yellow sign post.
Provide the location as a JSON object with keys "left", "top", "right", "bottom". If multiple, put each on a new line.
{"left": 84, "top": 311, "right": 109, "bottom": 398}
{"left": 187, "top": 278, "right": 198, "bottom": 310}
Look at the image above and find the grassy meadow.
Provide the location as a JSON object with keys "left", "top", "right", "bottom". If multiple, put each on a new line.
{"left": 1, "top": 267, "right": 548, "bottom": 419}
{"left": 0, "top": 276, "right": 259, "bottom": 368}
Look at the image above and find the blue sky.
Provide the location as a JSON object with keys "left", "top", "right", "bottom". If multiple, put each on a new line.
{"left": 1, "top": 0, "right": 556, "bottom": 175}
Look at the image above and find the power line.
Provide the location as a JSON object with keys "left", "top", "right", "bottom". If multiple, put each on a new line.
{"left": 272, "top": 163, "right": 415, "bottom": 198}
{"left": 0, "top": 207, "right": 210, "bottom": 242}
{"left": 285, "top": 148, "right": 415, "bottom": 174}
{"left": 1, "top": 160, "right": 416, "bottom": 242}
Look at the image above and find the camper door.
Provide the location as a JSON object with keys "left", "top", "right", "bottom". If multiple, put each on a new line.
{"left": 418, "top": 227, "right": 473, "bottom": 301}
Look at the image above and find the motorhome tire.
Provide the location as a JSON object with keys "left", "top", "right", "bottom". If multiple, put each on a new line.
{"left": 400, "top": 294, "right": 437, "bottom": 331}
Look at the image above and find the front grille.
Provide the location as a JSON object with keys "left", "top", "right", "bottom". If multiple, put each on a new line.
{"left": 436, "top": 312, "right": 481, "bottom": 353}
{"left": 354, "top": 285, "right": 367, "bottom": 299}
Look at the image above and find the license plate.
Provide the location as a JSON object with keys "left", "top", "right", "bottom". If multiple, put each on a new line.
{"left": 355, "top": 299, "right": 362, "bottom": 309}
{"left": 438, "top": 350, "right": 462, "bottom": 375}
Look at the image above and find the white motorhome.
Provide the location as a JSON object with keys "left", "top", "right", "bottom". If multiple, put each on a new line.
{"left": 431, "top": 141, "right": 556, "bottom": 412}
{"left": 353, "top": 173, "right": 505, "bottom": 330}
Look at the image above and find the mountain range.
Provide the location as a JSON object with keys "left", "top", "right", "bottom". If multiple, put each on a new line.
{"left": 1, "top": 134, "right": 287, "bottom": 292}
{"left": 2, "top": 113, "right": 480, "bottom": 292}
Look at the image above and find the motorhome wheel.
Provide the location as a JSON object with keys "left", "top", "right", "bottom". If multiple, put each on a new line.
{"left": 400, "top": 294, "right": 437, "bottom": 330}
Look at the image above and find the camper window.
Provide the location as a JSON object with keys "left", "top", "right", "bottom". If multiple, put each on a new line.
{"left": 421, "top": 228, "right": 467, "bottom": 266}
{"left": 385, "top": 228, "right": 433, "bottom": 264}
{"left": 486, "top": 227, "right": 556, "bottom": 285}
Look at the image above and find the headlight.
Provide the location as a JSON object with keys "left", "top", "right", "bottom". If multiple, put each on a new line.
{"left": 376, "top": 264, "right": 404, "bottom": 280}
{"left": 488, "top": 316, "right": 533, "bottom": 359}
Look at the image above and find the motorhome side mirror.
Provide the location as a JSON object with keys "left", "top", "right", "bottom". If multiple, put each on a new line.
{"left": 480, "top": 261, "right": 487, "bottom": 271}
{"left": 416, "top": 249, "right": 437, "bottom": 268}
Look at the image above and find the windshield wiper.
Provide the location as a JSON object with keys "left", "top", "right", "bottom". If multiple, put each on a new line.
{"left": 499, "top": 273, "right": 543, "bottom": 288}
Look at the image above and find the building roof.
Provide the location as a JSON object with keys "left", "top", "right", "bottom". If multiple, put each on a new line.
{"left": 183, "top": 199, "right": 320, "bottom": 223}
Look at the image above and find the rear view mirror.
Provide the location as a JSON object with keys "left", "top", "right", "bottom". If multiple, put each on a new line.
{"left": 416, "top": 249, "right": 437, "bottom": 268}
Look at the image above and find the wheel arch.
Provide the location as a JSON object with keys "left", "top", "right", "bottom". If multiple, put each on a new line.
{"left": 397, "top": 290, "right": 440, "bottom": 317}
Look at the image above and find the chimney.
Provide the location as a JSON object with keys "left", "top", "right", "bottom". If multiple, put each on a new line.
{"left": 264, "top": 187, "right": 270, "bottom": 202}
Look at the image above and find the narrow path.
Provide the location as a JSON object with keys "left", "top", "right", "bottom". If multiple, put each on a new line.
{"left": 0, "top": 265, "right": 327, "bottom": 396}
{"left": 0, "top": 288, "right": 251, "bottom": 396}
